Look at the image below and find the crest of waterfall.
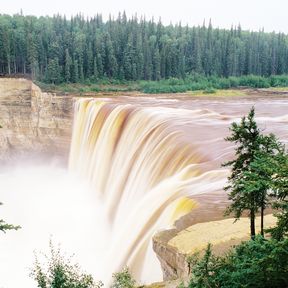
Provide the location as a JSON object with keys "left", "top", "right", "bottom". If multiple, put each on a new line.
{"left": 69, "top": 99, "right": 228, "bottom": 284}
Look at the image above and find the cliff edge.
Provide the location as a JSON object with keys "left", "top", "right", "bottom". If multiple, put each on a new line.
{"left": 153, "top": 214, "right": 276, "bottom": 282}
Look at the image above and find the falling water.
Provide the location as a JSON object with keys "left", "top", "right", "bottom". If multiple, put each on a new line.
{"left": 1, "top": 95, "right": 287, "bottom": 287}
{"left": 69, "top": 99, "right": 228, "bottom": 284}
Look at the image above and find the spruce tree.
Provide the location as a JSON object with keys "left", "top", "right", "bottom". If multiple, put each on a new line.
{"left": 238, "top": 134, "right": 283, "bottom": 236}
{"left": 223, "top": 107, "right": 261, "bottom": 238}
{"left": 64, "top": 49, "right": 72, "bottom": 82}
{"left": 223, "top": 108, "right": 286, "bottom": 238}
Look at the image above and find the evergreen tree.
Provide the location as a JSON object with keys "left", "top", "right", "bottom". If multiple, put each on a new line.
{"left": 1, "top": 13, "right": 288, "bottom": 83}
{"left": 223, "top": 108, "right": 286, "bottom": 238}
{"left": 223, "top": 107, "right": 261, "bottom": 238}
{"left": 64, "top": 49, "right": 72, "bottom": 82}
{"left": 47, "top": 58, "right": 61, "bottom": 84}
{"left": 238, "top": 134, "right": 283, "bottom": 236}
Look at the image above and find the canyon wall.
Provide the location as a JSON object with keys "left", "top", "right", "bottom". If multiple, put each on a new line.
{"left": 0, "top": 78, "right": 73, "bottom": 162}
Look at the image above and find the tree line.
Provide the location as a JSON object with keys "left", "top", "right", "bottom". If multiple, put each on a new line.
{"left": 1, "top": 13, "right": 288, "bottom": 84}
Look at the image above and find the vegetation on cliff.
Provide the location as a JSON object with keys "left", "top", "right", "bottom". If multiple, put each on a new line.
{"left": 188, "top": 237, "right": 288, "bottom": 288}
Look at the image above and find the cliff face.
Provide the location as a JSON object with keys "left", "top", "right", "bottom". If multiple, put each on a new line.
{"left": 0, "top": 78, "right": 73, "bottom": 162}
{"left": 153, "top": 215, "right": 277, "bottom": 282}
{"left": 153, "top": 229, "right": 189, "bottom": 281}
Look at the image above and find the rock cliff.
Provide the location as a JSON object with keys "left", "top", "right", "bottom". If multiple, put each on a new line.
{"left": 153, "top": 215, "right": 276, "bottom": 282}
{"left": 0, "top": 78, "right": 73, "bottom": 162}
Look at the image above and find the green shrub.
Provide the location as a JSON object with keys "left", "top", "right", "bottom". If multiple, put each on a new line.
{"left": 203, "top": 87, "right": 216, "bottom": 94}
{"left": 270, "top": 75, "right": 288, "bottom": 87}
{"left": 38, "top": 74, "right": 288, "bottom": 95}
{"left": 31, "top": 241, "right": 102, "bottom": 288}
{"left": 188, "top": 237, "right": 288, "bottom": 288}
{"left": 91, "top": 86, "right": 100, "bottom": 92}
{"left": 111, "top": 267, "right": 136, "bottom": 288}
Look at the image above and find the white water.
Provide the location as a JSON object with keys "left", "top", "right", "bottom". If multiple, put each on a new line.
{"left": 68, "top": 100, "right": 229, "bottom": 285}
{"left": 0, "top": 162, "right": 108, "bottom": 288}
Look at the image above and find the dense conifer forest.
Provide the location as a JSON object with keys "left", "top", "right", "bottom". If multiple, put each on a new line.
{"left": 0, "top": 13, "right": 288, "bottom": 84}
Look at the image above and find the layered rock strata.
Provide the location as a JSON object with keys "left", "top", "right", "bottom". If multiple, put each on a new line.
{"left": 0, "top": 78, "right": 73, "bottom": 162}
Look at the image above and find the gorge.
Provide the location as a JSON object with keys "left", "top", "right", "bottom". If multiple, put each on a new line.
{"left": 0, "top": 78, "right": 287, "bottom": 287}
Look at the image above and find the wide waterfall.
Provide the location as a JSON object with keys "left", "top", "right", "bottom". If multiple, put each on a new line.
{"left": 68, "top": 99, "right": 228, "bottom": 284}
{"left": 1, "top": 95, "right": 287, "bottom": 287}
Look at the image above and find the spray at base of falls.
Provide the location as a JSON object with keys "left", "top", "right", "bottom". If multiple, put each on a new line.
{"left": 0, "top": 163, "right": 108, "bottom": 288}
{"left": 69, "top": 99, "right": 228, "bottom": 285}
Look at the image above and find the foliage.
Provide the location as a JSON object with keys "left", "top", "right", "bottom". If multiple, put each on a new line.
{"left": 223, "top": 107, "right": 261, "bottom": 237}
{"left": 111, "top": 267, "right": 136, "bottom": 288}
{"left": 269, "top": 201, "right": 288, "bottom": 240}
{"left": 31, "top": 241, "right": 103, "bottom": 288}
{"left": 0, "top": 202, "right": 21, "bottom": 233}
{"left": 267, "top": 150, "right": 288, "bottom": 240}
{"left": 187, "top": 244, "right": 220, "bottom": 287}
{"left": 1, "top": 14, "right": 288, "bottom": 84}
{"left": 36, "top": 75, "right": 288, "bottom": 95}
{"left": 188, "top": 237, "right": 288, "bottom": 288}
{"left": 203, "top": 87, "right": 216, "bottom": 94}
{"left": 223, "top": 107, "right": 285, "bottom": 238}
{"left": 177, "top": 282, "right": 186, "bottom": 288}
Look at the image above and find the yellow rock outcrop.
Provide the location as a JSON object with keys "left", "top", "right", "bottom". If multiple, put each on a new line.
{"left": 153, "top": 214, "right": 276, "bottom": 281}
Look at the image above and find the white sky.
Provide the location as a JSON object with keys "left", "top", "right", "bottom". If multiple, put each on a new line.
{"left": 1, "top": 0, "right": 288, "bottom": 33}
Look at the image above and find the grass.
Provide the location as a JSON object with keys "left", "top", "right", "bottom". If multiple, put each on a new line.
{"left": 36, "top": 74, "right": 288, "bottom": 95}
{"left": 188, "top": 89, "right": 246, "bottom": 97}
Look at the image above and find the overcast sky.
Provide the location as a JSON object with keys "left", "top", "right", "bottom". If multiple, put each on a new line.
{"left": 1, "top": 0, "right": 287, "bottom": 33}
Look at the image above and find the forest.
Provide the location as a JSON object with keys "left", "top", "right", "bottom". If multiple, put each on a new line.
{"left": 0, "top": 12, "right": 288, "bottom": 84}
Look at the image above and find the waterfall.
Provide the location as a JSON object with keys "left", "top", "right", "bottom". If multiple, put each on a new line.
{"left": 69, "top": 99, "right": 228, "bottom": 284}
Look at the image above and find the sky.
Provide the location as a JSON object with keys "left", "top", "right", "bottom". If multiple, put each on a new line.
{"left": 1, "top": 0, "right": 288, "bottom": 33}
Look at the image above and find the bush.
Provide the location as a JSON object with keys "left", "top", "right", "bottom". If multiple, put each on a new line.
{"left": 91, "top": 86, "right": 100, "bottom": 92}
{"left": 203, "top": 87, "right": 216, "bottom": 94}
{"left": 238, "top": 75, "right": 270, "bottom": 88}
{"left": 270, "top": 75, "right": 288, "bottom": 87}
{"left": 111, "top": 267, "right": 136, "bottom": 288}
{"left": 31, "top": 241, "right": 103, "bottom": 288}
{"left": 39, "top": 74, "right": 288, "bottom": 94}
{"left": 188, "top": 236, "right": 288, "bottom": 288}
